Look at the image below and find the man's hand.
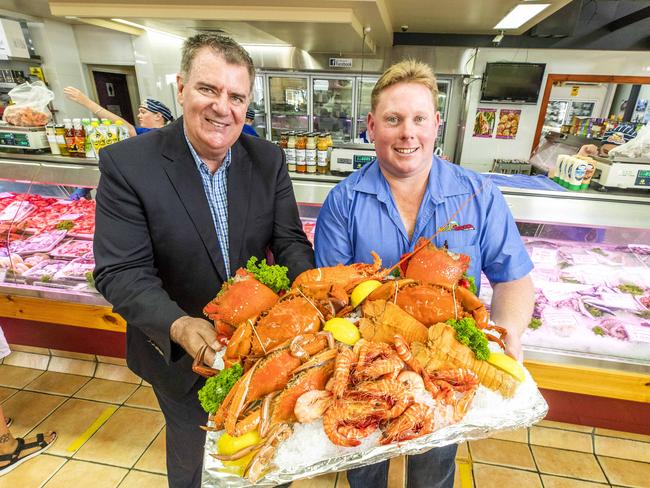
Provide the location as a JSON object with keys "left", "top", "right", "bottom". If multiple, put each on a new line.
{"left": 504, "top": 331, "right": 523, "bottom": 362}
{"left": 170, "top": 316, "right": 222, "bottom": 367}
{"left": 490, "top": 275, "right": 534, "bottom": 363}
{"left": 63, "top": 86, "right": 89, "bottom": 105}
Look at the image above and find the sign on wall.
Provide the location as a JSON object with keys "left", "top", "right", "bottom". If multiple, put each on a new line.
{"left": 328, "top": 58, "right": 353, "bottom": 68}
{"left": 496, "top": 109, "right": 521, "bottom": 140}
{"left": 473, "top": 108, "right": 496, "bottom": 138}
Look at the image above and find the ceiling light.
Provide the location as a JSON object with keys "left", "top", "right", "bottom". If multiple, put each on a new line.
{"left": 111, "top": 18, "right": 185, "bottom": 40}
{"left": 494, "top": 4, "right": 550, "bottom": 30}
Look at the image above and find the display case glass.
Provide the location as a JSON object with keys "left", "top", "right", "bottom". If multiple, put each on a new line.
{"left": 269, "top": 75, "right": 309, "bottom": 140}
{"left": 250, "top": 74, "right": 267, "bottom": 138}
{"left": 355, "top": 77, "right": 378, "bottom": 140}
{"left": 312, "top": 77, "right": 354, "bottom": 143}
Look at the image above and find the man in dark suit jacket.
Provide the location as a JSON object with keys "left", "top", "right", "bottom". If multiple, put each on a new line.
{"left": 93, "top": 34, "right": 314, "bottom": 488}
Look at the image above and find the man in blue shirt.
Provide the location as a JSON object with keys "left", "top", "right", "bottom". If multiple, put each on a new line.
{"left": 242, "top": 107, "right": 259, "bottom": 136}
{"left": 315, "top": 59, "right": 534, "bottom": 488}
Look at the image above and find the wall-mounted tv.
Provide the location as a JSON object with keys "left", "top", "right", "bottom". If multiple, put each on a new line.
{"left": 480, "top": 62, "right": 546, "bottom": 104}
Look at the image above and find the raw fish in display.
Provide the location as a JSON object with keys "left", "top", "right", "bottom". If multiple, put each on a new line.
{"left": 54, "top": 256, "right": 95, "bottom": 280}
{"left": 22, "top": 259, "right": 69, "bottom": 280}
{"left": 8, "top": 230, "right": 67, "bottom": 255}
{"left": 50, "top": 239, "right": 94, "bottom": 259}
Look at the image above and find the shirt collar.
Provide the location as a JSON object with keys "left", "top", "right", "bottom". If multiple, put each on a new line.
{"left": 353, "top": 156, "right": 471, "bottom": 204}
{"left": 183, "top": 129, "right": 232, "bottom": 174}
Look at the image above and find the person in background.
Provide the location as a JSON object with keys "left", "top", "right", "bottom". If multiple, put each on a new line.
{"left": 242, "top": 106, "right": 259, "bottom": 136}
{"left": 0, "top": 326, "right": 57, "bottom": 475}
{"left": 63, "top": 87, "right": 174, "bottom": 137}
{"left": 314, "top": 59, "right": 535, "bottom": 488}
{"left": 92, "top": 33, "right": 313, "bottom": 488}
{"left": 578, "top": 122, "right": 643, "bottom": 157}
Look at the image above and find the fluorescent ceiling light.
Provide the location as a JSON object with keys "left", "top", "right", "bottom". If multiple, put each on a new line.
{"left": 111, "top": 18, "right": 185, "bottom": 40}
{"left": 494, "top": 4, "right": 550, "bottom": 30}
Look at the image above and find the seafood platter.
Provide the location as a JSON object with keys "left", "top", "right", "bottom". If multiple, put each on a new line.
{"left": 195, "top": 238, "right": 548, "bottom": 486}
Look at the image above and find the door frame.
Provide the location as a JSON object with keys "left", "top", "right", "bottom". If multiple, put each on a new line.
{"left": 85, "top": 64, "right": 140, "bottom": 124}
{"left": 532, "top": 73, "right": 650, "bottom": 153}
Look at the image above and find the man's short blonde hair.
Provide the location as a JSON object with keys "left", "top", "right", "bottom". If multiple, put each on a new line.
{"left": 371, "top": 59, "right": 439, "bottom": 112}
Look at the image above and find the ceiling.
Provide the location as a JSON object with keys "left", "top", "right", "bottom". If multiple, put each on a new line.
{"left": 0, "top": 0, "right": 573, "bottom": 55}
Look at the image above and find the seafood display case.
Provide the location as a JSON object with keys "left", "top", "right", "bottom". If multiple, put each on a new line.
{"left": 293, "top": 176, "right": 650, "bottom": 402}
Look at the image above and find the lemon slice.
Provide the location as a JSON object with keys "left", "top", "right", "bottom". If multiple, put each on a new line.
{"left": 486, "top": 352, "right": 526, "bottom": 382}
{"left": 217, "top": 430, "right": 262, "bottom": 456}
{"left": 350, "top": 280, "right": 382, "bottom": 308}
{"left": 324, "top": 317, "right": 361, "bottom": 346}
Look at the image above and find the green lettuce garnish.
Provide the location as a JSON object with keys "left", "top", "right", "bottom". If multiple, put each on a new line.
{"left": 198, "top": 363, "right": 243, "bottom": 414}
{"left": 246, "top": 256, "right": 289, "bottom": 293}
{"left": 446, "top": 317, "right": 490, "bottom": 361}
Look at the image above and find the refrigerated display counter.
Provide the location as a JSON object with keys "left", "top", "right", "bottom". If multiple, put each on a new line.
{"left": 0, "top": 152, "right": 648, "bottom": 423}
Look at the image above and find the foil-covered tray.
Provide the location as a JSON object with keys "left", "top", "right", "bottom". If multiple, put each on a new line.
{"left": 201, "top": 370, "right": 547, "bottom": 487}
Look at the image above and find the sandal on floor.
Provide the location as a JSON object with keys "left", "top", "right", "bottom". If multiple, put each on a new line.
{"left": 4, "top": 418, "right": 10, "bottom": 428}
{"left": 0, "top": 432, "right": 57, "bottom": 476}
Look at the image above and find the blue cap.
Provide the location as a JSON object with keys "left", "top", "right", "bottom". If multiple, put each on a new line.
{"left": 246, "top": 107, "right": 255, "bottom": 120}
{"left": 141, "top": 98, "right": 174, "bottom": 122}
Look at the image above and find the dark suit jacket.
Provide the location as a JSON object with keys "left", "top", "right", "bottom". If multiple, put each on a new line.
{"left": 93, "top": 118, "right": 314, "bottom": 398}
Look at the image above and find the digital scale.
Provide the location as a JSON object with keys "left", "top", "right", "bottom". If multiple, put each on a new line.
{"left": 0, "top": 124, "right": 49, "bottom": 150}
{"left": 593, "top": 155, "right": 650, "bottom": 190}
{"left": 329, "top": 143, "right": 376, "bottom": 175}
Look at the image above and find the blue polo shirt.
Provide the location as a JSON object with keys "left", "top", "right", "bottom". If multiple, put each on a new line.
{"left": 314, "top": 157, "right": 533, "bottom": 293}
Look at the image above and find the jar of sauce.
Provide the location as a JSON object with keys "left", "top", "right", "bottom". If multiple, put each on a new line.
{"left": 317, "top": 133, "right": 329, "bottom": 174}
{"left": 306, "top": 132, "right": 317, "bottom": 174}
{"left": 295, "top": 132, "right": 307, "bottom": 173}
{"left": 286, "top": 132, "right": 296, "bottom": 172}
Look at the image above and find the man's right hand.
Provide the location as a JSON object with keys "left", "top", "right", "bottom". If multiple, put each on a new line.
{"left": 170, "top": 316, "right": 222, "bottom": 367}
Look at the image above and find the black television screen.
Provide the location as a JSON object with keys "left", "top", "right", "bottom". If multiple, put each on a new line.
{"left": 480, "top": 62, "right": 546, "bottom": 104}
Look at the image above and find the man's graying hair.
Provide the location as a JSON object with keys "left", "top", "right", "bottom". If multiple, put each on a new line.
{"left": 180, "top": 33, "right": 255, "bottom": 92}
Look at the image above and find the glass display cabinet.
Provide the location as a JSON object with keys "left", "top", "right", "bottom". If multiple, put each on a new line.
{"left": 312, "top": 76, "right": 354, "bottom": 143}
{"left": 268, "top": 75, "right": 309, "bottom": 140}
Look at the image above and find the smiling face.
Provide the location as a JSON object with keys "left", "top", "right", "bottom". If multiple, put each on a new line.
{"left": 137, "top": 107, "right": 164, "bottom": 129}
{"left": 367, "top": 82, "right": 440, "bottom": 179}
{"left": 177, "top": 47, "right": 251, "bottom": 166}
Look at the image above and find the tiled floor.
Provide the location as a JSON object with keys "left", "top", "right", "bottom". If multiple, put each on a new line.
{"left": 1, "top": 359, "right": 649, "bottom": 487}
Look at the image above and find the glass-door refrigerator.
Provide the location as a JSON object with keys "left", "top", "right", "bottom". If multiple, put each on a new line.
{"left": 250, "top": 74, "right": 267, "bottom": 138}
{"left": 268, "top": 75, "right": 309, "bottom": 141}
{"left": 436, "top": 78, "right": 451, "bottom": 152}
{"left": 544, "top": 100, "right": 570, "bottom": 131}
{"left": 355, "top": 76, "right": 378, "bottom": 142}
{"left": 312, "top": 77, "right": 354, "bottom": 143}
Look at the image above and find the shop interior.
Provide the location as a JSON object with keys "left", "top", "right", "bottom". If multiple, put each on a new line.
{"left": 0, "top": 0, "right": 649, "bottom": 486}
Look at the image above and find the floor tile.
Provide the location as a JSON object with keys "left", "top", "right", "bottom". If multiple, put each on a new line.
{"left": 7, "top": 344, "right": 50, "bottom": 355}
{"left": 594, "top": 435, "right": 650, "bottom": 463}
{"left": 118, "top": 470, "right": 168, "bottom": 488}
{"left": 292, "top": 472, "right": 337, "bottom": 487}
{"left": 74, "top": 406, "right": 165, "bottom": 468}
{"left": 134, "top": 427, "right": 166, "bottom": 474}
{"left": 337, "top": 470, "right": 351, "bottom": 488}
{"left": 95, "top": 363, "right": 141, "bottom": 384}
{"left": 456, "top": 441, "right": 469, "bottom": 460}
{"left": 48, "top": 356, "right": 96, "bottom": 377}
{"left": 2, "top": 350, "right": 49, "bottom": 370}
{"left": 97, "top": 355, "right": 128, "bottom": 366}
{"left": 1, "top": 390, "right": 66, "bottom": 438}
{"left": 30, "top": 398, "right": 116, "bottom": 456}
{"left": 472, "top": 463, "right": 542, "bottom": 488}
{"left": 24, "top": 371, "right": 90, "bottom": 396}
{"left": 125, "top": 386, "right": 159, "bottom": 410}
{"left": 541, "top": 475, "right": 610, "bottom": 487}
{"left": 531, "top": 445, "right": 607, "bottom": 483}
{"left": 0, "top": 453, "right": 66, "bottom": 488}
{"left": 469, "top": 438, "right": 536, "bottom": 470}
{"left": 598, "top": 456, "right": 650, "bottom": 487}
{"left": 50, "top": 348, "right": 97, "bottom": 361}
{"left": 0, "top": 385, "right": 17, "bottom": 403}
{"left": 387, "top": 455, "right": 405, "bottom": 488}
{"left": 490, "top": 427, "right": 528, "bottom": 443}
{"left": 536, "top": 420, "right": 594, "bottom": 433}
{"left": 0, "top": 364, "right": 43, "bottom": 388}
{"left": 74, "top": 378, "right": 139, "bottom": 404}
{"left": 595, "top": 428, "right": 650, "bottom": 443}
{"left": 530, "top": 426, "right": 593, "bottom": 453}
{"left": 42, "top": 459, "right": 128, "bottom": 488}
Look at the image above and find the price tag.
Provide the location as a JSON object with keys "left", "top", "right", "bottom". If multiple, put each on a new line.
{"left": 574, "top": 253, "right": 600, "bottom": 265}
{"left": 531, "top": 247, "right": 558, "bottom": 266}
{"left": 58, "top": 213, "right": 82, "bottom": 221}
{"left": 627, "top": 327, "right": 650, "bottom": 343}
{"left": 543, "top": 310, "right": 579, "bottom": 328}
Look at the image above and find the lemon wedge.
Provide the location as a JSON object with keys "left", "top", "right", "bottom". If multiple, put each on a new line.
{"left": 217, "top": 430, "right": 262, "bottom": 456}
{"left": 350, "top": 280, "right": 382, "bottom": 308}
{"left": 486, "top": 352, "right": 526, "bottom": 382}
{"left": 324, "top": 317, "right": 361, "bottom": 346}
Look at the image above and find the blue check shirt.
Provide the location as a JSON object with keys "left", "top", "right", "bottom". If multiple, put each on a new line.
{"left": 184, "top": 132, "right": 232, "bottom": 277}
{"left": 314, "top": 157, "right": 533, "bottom": 293}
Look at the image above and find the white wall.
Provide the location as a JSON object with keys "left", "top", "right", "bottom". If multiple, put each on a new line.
{"left": 73, "top": 25, "right": 135, "bottom": 66}
{"left": 28, "top": 19, "right": 89, "bottom": 121}
{"left": 459, "top": 48, "right": 650, "bottom": 172}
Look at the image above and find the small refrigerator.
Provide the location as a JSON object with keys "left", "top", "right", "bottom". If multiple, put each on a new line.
{"left": 268, "top": 75, "right": 309, "bottom": 140}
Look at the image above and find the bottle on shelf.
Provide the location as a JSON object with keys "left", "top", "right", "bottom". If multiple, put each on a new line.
{"left": 295, "top": 132, "right": 307, "bottom": 173}
{"left": 115, "top": 120, "right": 129, "bottom": 141}
{"left": 90, "top": 120, "right": 106, "bottom": 154}
{"left": 72, "top": 118, "right": 85, "bottom": 158}
{"left": 45, "top": 125, "right": 60, "bottom": 155}
{"left": 81, "top": 118, "right": 94, "bottom": 158}
{"left": 317, "top": 133, "right": 329, "bottom": 174}
{"left": 104, "top": 120, "right": 118, "bottom": 146}
{"left": 306, "top": 132, "right": 317, "bottom": 174}
{"left": 55, "top": 124, "right": 69, "bottom": 156}
{"left": 63, "top": 119, "right": 79, "bottom": 157}
{"left": 286, "top": 132, "right": 297, "bottom": 172}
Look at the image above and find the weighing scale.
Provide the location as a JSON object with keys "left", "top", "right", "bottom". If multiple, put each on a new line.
{"left": 329, "top": 143, "right": 376, "bottom": 175}
{"left": 0, "top": 124, "right": 49, "bottom": 150}
{"left": 593, "top": 155, "right": 650, "bottom": 190}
